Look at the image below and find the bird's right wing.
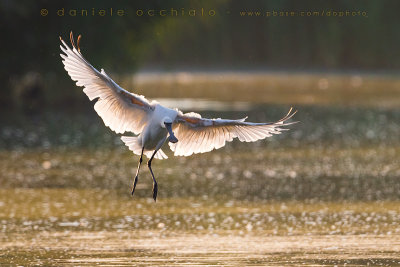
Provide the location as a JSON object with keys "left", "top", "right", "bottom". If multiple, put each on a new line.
{"left": 170, "top": 108, "right": 297, "bottom": 156}
{"left": 60, "top": 32, "right": 154, "bottom": 134}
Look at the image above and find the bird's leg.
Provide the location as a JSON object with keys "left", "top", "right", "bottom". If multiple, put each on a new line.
{"left": 147, "top": 150, "right": 158, "bottom": 202}
{"left": 132, "top": 147, "right": 144, "bottom": 196}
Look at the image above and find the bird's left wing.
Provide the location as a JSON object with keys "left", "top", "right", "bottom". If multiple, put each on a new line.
{"left": 60, "top": 32, "right": 154, "bottom": 134}
{"left": 169, "top": 108, "right": 297, "bottom": 156}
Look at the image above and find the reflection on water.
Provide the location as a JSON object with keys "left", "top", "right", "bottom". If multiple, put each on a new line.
{"left": 4, "top": 231, "right": 400, "bottom": 266}
{"left": 1, "top": 72, "right": 400, "bottom": 265}
{"left": 1, "top": 190, "right": 400, "bottom": 266}
{"left": 157, "top": 98, "right": 251, "bottom": 112}
{"left": 126, "top": 71, "right": 400, "bottom": 108}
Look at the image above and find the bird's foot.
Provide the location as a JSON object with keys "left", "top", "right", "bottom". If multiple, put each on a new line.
{"left": 152, "top": 182, "right": 158, "bottom": 202}
{"left": 131, "top": 175, "right": 139, "bottom": 196}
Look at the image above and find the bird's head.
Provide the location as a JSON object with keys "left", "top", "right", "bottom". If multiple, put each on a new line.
{"left": 161, "top": 117, "right": 173, "bottom": 126}
{"left": 162, "top": 117, "right": 178, "bottom": 143}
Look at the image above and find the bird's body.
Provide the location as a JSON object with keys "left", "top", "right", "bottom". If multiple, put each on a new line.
{"left": 142, "top": 104, "right": 178, "bottom": 151}
{"left": 60, "top": 32, "right": 298, "bottom": 201}
{"left": 122, "top": 104, "right": 179, "bottom": 159}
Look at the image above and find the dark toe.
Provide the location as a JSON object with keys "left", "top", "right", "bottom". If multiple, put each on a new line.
{"left": 131, "top": 176, "right": 139, "bottom": 196}
{"left": 152, "top": 183, "right": 158, "bottom": 202}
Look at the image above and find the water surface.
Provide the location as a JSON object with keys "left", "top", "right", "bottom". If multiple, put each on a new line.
{"left": 1, "top": 71, "right": 400, "bottom": 265}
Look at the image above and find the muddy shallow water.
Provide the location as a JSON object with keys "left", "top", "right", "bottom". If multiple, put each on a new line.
{"left": 4, "top": 231, "right": 400, "bottom": 266}
{"left": 2, "top": 189, "right": 400, "bottom": 266}
{"left": 1, "top": 72, "right": 400, "bottom": 265}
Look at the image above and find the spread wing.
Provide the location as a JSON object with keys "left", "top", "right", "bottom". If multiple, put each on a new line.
{"left": 169, "top": 108, "right": 297, "bottom": 156}
{"left": 60, "top": 32, "right": 154, "bottom": 134}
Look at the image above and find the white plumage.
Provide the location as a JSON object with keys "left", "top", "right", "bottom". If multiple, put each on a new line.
{"left": 170, "top": 110, "right": 295, "bottom": 156}
{"left": 60, "top": 32, "right": 297, "bottom": 201}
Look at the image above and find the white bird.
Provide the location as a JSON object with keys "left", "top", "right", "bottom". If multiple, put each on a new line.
{"left": 60, "top": 32, "right": 298, "bottom": 201}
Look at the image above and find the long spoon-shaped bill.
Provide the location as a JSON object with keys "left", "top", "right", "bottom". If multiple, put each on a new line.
{"left": 165, "top": 123, "right": 178, "bottom": 143}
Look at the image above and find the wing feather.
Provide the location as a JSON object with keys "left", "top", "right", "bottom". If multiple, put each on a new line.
{"left": 60, "top": 32, "right": 154, "bottom": 134}
{"left": 170, "top": 108, "right": 298, "bottom": 156}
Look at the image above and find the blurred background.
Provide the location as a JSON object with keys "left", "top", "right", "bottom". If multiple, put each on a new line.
{"left": 2, "top": 0, "right": 400, "bottom": 111}
{"left": 1, "top": 0, "right": 400, "bottom": 265}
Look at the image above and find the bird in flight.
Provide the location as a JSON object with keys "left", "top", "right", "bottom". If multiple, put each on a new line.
{"left": 60, "top": 32, "right": 297, "bottom": 202}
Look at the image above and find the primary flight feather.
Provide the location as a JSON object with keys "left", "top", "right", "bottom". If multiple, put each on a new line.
{"left": 60, "top": 32, "right": 298, "bottom": 201}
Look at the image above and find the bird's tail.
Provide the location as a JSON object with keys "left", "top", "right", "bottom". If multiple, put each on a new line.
{"left": 121, "top": 136, "right": 168, "bottom": 160}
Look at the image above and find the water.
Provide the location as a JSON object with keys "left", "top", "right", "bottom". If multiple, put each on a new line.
{"left": 2, "top": 189, "right": 400, "bottom": 265}
{"left": 1, "top": 71, "right": 400, "bottom": 265}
